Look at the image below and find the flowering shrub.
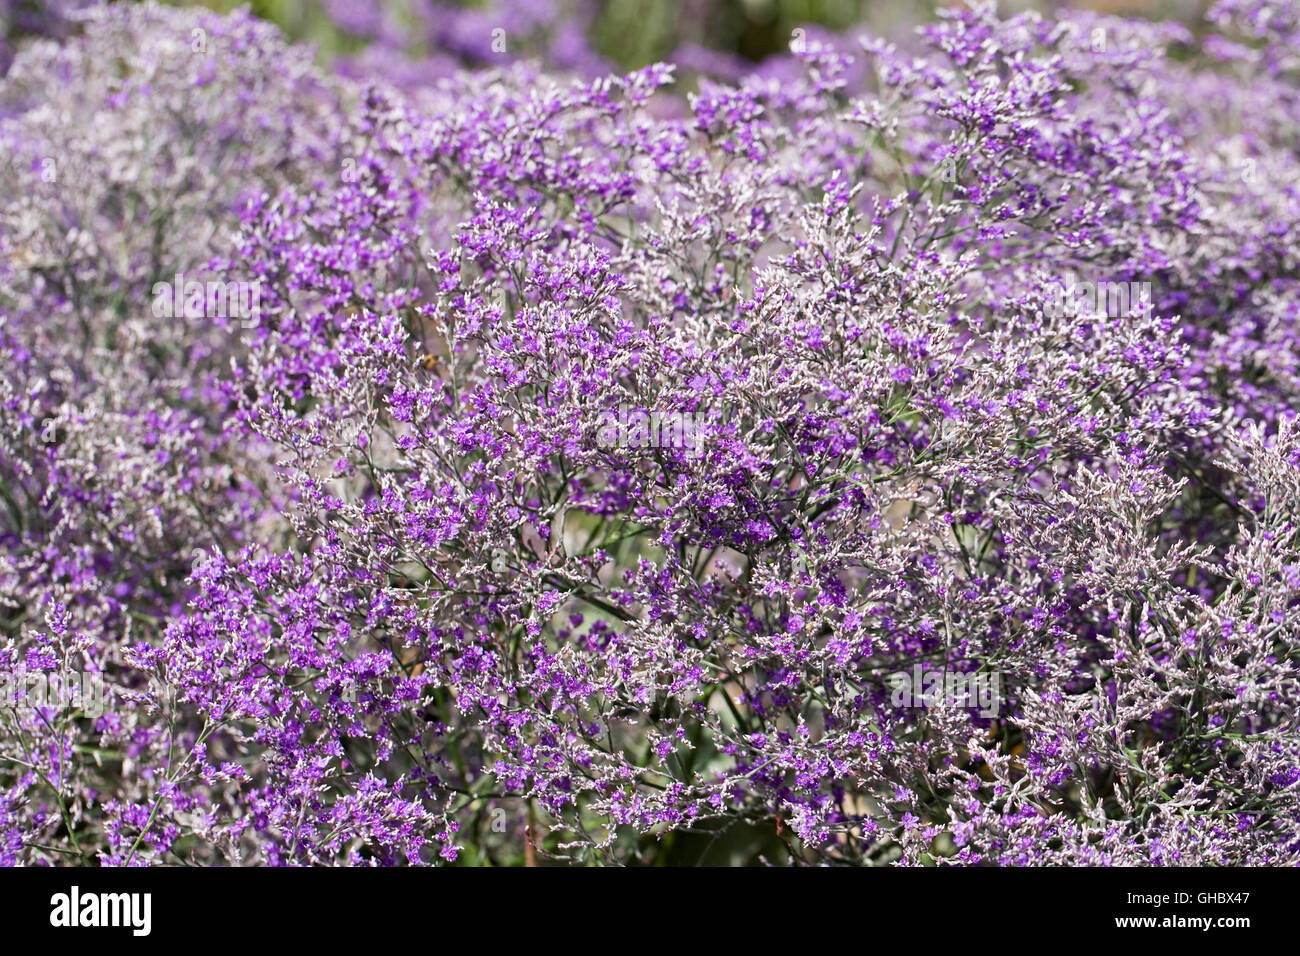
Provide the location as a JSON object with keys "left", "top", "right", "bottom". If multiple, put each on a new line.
{"left": 2, "top": 0, "right": 1299, "bottom": 866}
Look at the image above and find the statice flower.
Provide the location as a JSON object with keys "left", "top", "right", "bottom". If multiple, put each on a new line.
{"left": 1, "top": 0, "right": 1298, "bottom": 866}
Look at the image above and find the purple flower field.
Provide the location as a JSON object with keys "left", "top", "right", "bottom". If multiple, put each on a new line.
{"left": 1, "top": 0, "right": 1299, "bottom": 868}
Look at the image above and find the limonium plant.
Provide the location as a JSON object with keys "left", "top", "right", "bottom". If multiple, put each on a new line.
{"left": 1, "top": 0, "right": 1298, "bottom": 866}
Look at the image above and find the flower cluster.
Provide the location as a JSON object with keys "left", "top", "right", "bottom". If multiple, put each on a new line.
{"left": 1, "top": 0, "right": 1298, "bottom": 866}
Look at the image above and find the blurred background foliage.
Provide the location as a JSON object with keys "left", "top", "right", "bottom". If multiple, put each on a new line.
{"left": 182, "top": 0, "right": 1211, "bottom": 71}
{"left": 0, "top": 0, "right": 1219, "bottom": 84}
